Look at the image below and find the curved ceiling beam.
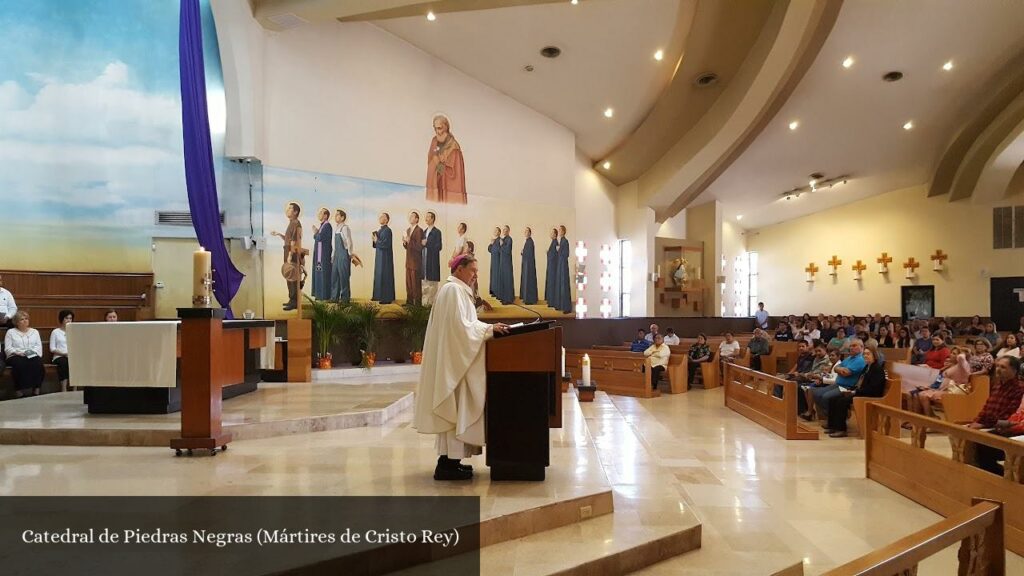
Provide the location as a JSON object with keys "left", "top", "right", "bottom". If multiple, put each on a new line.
{"left": 253, "top": 0, "right": 569, "bottom": 29}
{"left": 597, "top": 0, "right": 776, "bottom": 182}
{"left": 635, "top": 0, "right": 842, "bottom": 222}
{"left": 930, "top": 51, "right": 1024, "bottom": 199}
{"left": 951, "top": 91, "right": 1024, "bottom": 202}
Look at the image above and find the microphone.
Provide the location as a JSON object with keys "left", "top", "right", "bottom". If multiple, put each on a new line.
{"left": 510, "top": 301, "right": 544, "bottom": 325}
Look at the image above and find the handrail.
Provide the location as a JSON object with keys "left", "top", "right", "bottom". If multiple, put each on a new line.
{"left": 821, "top": 499, "right": 1004, "bottom": 575}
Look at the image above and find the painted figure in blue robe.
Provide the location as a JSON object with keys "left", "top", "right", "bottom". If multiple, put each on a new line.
{"left": 520, "top": 227, "right": 538, "bottom": 305}
{"left": 421, "top": 211, "right": 443, "bottom": 305}
{"left": 544, "top": 228, "right": 558, "bottom": 308}
{"left": 498, "top": 225, "right": 515, "bottom": 304}
{"left": 330, "top": 209, "right": 353, "bottom": 303}
{"left": 487, "top": 227, "right": 501, "bottom": 298}
{"left": 555, "top": 225, "right": 572, "bottom": 313}
{"left": 372, "top": 212, "right": 396, "bottom": 304}
{"left": 311, "top": 207, "right": 333, "bottom": 300}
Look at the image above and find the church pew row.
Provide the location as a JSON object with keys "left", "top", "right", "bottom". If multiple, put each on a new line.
{"left": 888, "top": 361, "right": 991, "bottom": 425}
{"left": 864, "top": 403, "right": 1024, "bottom": 555}
{"left": 565, "top": 349, "right": 657, "bottom": 399}
{"left": 722, "top": 363, "right": 819, "bottom": 440}
{"left": 582, "top": 339, "right": 751, "bottom": 391}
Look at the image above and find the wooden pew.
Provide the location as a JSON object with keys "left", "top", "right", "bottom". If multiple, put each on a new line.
{"left": 821, "top": 498, "right": 1005, "bottom": 576}
{"left": 864, "top": 403, "right": 1024, "bottom": 555}
{"left": 937, "top": 374, "right": 991, "bottom": 424}
{"left": 565, "top": 349, "right": 656, "bottom": 399}
{"left": 722, "top": 362, "right": 818, "bottom": 440}
{"left": 849, "top": 376, "right": 902, "bottom": 438}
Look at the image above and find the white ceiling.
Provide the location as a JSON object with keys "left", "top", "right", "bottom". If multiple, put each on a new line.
{"left": 698, "top": 0, "right": 1024, "bottom": 230}
{"left": 374, "top": 0, "right": 692, "bottom": 160}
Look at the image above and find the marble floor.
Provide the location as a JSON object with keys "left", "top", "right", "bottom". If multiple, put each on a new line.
{"left": 1, "top": 384, "right": 1021, "bottom": 574}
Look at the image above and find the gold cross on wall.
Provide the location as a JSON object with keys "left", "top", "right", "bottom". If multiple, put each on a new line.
{"left": 852, "top": 260, "right": 867, "bottom": 273}
{"left": 876, "top": 252, "right": 892, "bottom": 266}
{"left": 827, "top": 255, "right": 842, "bottom": 268}
{"left": 903, "top": 257, "right": 920, "bottom": 271}
{"left": 805, "top": 263, "right": 819, "bottom": 274}
{"left": 930, "top": 249, "right": 948, "bottom": 265}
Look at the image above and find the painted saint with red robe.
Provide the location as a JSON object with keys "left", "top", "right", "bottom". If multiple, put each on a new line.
{"left": 426, "top": 114, "right": 467, "bottom": 204}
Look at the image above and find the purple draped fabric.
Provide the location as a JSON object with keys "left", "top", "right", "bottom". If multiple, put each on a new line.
{"left": 179, "top": 0, "right": 243, "bottom": 316}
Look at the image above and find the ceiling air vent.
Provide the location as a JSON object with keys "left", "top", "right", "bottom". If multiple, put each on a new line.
{"left": 993, "top": 206, "right": 1013, "bottom": 249}
{"left": 267, "top": 12, "right": 308, "bottom": 30}
{"left": 694, "top": 72, "right": 719, "bottom": 87}
{"left": 155, "top": 211, "right": 225, "bottom": 226}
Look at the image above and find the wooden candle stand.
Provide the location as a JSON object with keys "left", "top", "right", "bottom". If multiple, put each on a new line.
{"left": 171, "top": 307, "right": 232, "bottom": 456}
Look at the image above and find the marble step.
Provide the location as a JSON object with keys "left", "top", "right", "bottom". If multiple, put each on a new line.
{"left": 390, "top": 511, "right": 702, "bottom": 576}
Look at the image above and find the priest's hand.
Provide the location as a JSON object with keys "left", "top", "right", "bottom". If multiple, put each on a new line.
{"left": 493, "top": 323, "right": 510, "bottom": 335}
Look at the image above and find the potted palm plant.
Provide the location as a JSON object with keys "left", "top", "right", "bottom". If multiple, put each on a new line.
{"left": 344, "top": 302, "right": 381, "bottom": 368}
{"left": 400, "top": 303, "right": 431, "bottom": 364}
{"left": 305, "top": 296, "right": 343, "bottom": 369}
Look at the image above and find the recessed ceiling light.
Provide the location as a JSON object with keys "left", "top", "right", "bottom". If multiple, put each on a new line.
{"left": 602, "top": 161, "right": 611, "bottom": 170}
{"left": 903, "top": 120, "right": 914, "bottom": 130}
{"left": 942, "top": 60, "right": 954, "bottom": 71}
{"left": 426, "top": 11, "right": 436, "bottom": 21}
{"left": 788, "top": 120, "right": 799, "bottom": 131}
{"left": 571, "top": 0, "right": 579, "bottom": 4}
{"left": 736, "top": 215, "right": 743, "bottom": 221}
{"left": 603, "top": 107, "right": 614, "bottom": 118}
{"left": 654, "top": 49, "right": 664, "bottom": 61}
{"left": 842, "top": 56, "right": 855, "bottom": 69}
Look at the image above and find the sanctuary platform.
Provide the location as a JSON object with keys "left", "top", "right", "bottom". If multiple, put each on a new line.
{"left": 0, "top": 381, "right": 415, "bottom": 447}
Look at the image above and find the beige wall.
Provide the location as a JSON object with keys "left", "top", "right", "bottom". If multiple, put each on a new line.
{"left": 574, "top": 150, "right": 619, "bottom": 317}
{"left": 747, "top": 185, "right": 1024, "bottom": 316}
{"left": 721, "top": 218, "right": 747, "bottom": 317}
{"left": 685, "top": 200, "right": 722, "bottom": 316}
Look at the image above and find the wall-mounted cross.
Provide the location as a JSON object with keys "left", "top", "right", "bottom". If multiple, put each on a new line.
{"left": 827, "top": 255, "right": 842, "bottom": 268}
{"left": 930, "top": 249, "right": 948, "bottom": 265}
{"left": 852, "top": 260, "right": 867, "bottom": 273}
{"left": 805, "top": 263, "right": 819, "bottom": 274}
{"left": 903, "top": 257, "right": 920, "bottom": 272}
{"left": 877, "top": 252, "right": 892, "bottom": 266}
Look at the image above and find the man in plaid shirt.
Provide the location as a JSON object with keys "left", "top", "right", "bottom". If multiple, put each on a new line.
{"left": 969, "top": 356, "right": 1023, "bottom": 430}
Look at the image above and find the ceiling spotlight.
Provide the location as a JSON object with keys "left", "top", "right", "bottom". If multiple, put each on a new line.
{"left": 604, "top": 107, "right": 614, "bottom": 118}
{"left": 842, "top": 56, "right": 855, "bottom": 69}
{"left": 788, "top": 120, "right": 799, "bottom": 131}
{"left": 654, "top": 49, "right": 664, "bottom": 61}
{"left": 903, "top": 120, "right": 914, "bottom": 130}
{"left": 426, "top": 11, "right": 436, "bottom": 21}
{"left": 736, "top": 215, "right": 744, "bottom": 221}
{"left": 601, "top": 161, "right": 611, "bottom": 170}
{"left": 943, "top": 60, "right": 954, "bottom": 71}
{"left": 571, "top": 0, "right": 579, "bottom": 4}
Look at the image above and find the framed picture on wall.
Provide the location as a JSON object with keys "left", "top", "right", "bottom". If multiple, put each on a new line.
{"left": 901, "top": 285, "right": 935, "bottom": 322}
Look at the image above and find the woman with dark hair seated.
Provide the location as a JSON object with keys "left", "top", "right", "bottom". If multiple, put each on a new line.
{"left": 686, "top": 334, "right": 711, "bottom": 389}
{"left": 824, "top": 347, "right": 887, "bottom": 438}
{"left": 50, "top": 309, "right": 73, "bottom": 392}
{"left": 895, "top": 327, "right": 912, "bottom": 348}
{"left": 4, "top": 311, "right": 45, "bottom": 397}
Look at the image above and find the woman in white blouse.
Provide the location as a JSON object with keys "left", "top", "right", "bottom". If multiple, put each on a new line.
{"left": 50, "top": 309, "right": 73, "bottom": 391}
{"left": 4, "top": 310, "right": 45, "bottom": 397}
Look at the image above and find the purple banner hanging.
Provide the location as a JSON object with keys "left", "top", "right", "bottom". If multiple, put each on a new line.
{"left": 179, "top": 0, "right": 243, "bottom": 316}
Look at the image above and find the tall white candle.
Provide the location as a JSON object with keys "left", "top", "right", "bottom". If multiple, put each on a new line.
{"left": 561, "top": 347, "right": 566, "bottom": 378}
{"left": 193, "top": 247, "right": 211, "bottom": 305}
{"left": 582, "top": 354, "right": 591, "bottom": 386}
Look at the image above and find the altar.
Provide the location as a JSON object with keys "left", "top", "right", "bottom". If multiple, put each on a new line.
{"left": 68, "top": 319, "right": 274, "bottom": 414}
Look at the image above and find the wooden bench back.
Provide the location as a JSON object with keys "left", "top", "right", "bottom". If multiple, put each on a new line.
{"left": 864, "top": 403, "right": 1024, "bottom": 555}
{"left": 565, "top": 349, "right": 656, "bottom": 399}
{"left": 722, "top": 362, "right": 818, "bottom": 440}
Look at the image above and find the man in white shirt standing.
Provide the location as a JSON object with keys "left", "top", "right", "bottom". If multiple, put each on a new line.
{"left": 0, "top": 274, "right": 17, "bottom": 327}
{"left": 644, "top": 334, "right": 671, "bottom": 390}
{"left": 754, "top": 302, "right": 769, "bottom": 330}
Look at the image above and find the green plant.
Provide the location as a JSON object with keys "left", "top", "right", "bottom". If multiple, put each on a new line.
{"left": 305, "top": 295, "right": 345, "bottom": 359}
{"left": 343, "top": 301, "right": 382, "bottom": 357}
{"left": 399, "top": 303, "right": 432, "bottom": 353}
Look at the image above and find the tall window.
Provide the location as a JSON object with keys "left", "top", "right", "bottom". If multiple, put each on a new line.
{"left": 748, "top": 251, "right": 759, "bottom": 317}
{"left": 619, "top": 239, "right": 632, "bottom": 317}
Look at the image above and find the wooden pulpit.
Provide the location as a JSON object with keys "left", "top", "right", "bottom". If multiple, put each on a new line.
{"left": 485, "top": 322, "right": 562, "bottom": 481}
{"left": 171, "top": 308, "right": 232, "bottom": 456}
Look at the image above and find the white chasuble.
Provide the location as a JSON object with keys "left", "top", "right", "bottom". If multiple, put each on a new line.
{"left": 413, "top": 276, "right": 493, "bottom": 452}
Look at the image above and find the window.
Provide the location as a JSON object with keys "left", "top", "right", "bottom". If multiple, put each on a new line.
{"left": 619, "top": 239, "right": 632, "bottom": 317}
{"left": 993, "top": 205, "right": 1024, "bottom": 249}
{"left": 748, "top": 251, "right": 759, "bottom": 317}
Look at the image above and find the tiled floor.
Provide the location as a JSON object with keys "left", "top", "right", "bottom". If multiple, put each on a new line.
{"left": 1, "top": 380, "right": 1021, "bottom": 574}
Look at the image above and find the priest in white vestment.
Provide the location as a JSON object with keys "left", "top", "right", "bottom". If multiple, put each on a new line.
{"left": 413, "top": 254, "right": 509, "bottom": 480}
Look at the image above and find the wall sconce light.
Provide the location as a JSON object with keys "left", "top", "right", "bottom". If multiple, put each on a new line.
{"left": 903, "top": 257, "right": 920, "bottom": 279}
{"left": 877, "top": 252, "right": 892, "bottom": 274}
{"left": 599, "top": 298, "right": 612, "bottom": 318}
{"left": 575, "top": 297, "right": 588, "bottom": 319}
{"left": 827, "top": 255, "right": 842, "bottom": 277}
{"left": 930, "top": 249, "right": 948, "bottom": 272}
{"left": 805, "top": 263, "right": 818, "bottom": 283}
{"left": 852, "top": 260, "right": 866, "bottom": 281}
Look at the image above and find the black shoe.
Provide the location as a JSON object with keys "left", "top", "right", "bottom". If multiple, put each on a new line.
{"left": 799, "top": 412, "right": 813, "bottom": 421}
{"left": 434, "top": 457, "right": 473, "bottom": 481}
{"left": 283, "top": 302, "right": 296, "bottom": 311}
